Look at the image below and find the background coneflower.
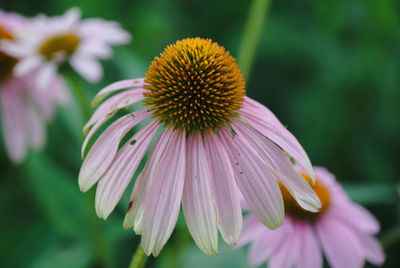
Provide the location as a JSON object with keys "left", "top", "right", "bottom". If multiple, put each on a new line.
{"left": 237, "top": 166, "right": 385, "bottom": 268}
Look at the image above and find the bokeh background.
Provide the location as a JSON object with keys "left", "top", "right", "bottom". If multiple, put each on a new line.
{"left": 1, "top": 0, "right": 399, "bottom": 267}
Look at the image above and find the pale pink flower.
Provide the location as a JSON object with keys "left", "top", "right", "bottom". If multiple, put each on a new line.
{"left": 79, "top": 38, "right": 321, "bottom": 256}
{"left": 1, "top": 7, "right": 131, "bottom": 88}
{"left": 237, "top": 166, "right": 385, "bottom": 268}
{"left": 0, "top": 11, "right": 68, "bottom": 163}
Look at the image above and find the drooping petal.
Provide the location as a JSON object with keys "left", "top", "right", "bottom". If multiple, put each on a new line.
{"left": 241, "top": 96, "right": 284, "bottom": 128}
{"left": 79, "top": 109, "right": 150, "bottom": 192}
{"left": 247, "top": 218, "right": 291, "bottom": 266}
{"left": 219, "top": 127, "right": 284, "bottom": 229}
{"left": 60, "top": 7, "right": 81, "bottom": 28}
{"left": 236, "top": 215, "right": 265, "bottom": 248}
{"left": 70, "top": 56, "right": 103, "bottom": 83}
{"left": 141, "top": 129, "right": 186, "bottom": 256}
{"left": 78, "top": 18, "right": 131, "bottom": 45}
{"left": 95, "top": 120, "right": 159, "bottom": 219}
{"left": 357, "top": 232, "right": 385, "bottom": 266}
{"left": 0, "top": 40, "right": 30, "bottom": 58}
{"left": 91, "top": 78, "right": 145, "bottom": 107}
{"left": 82, "top": 89, "right": 146, "bottom": 156}
{"left": 240, "top": 98, "right": 314, "bottom": 181}
{"left": 182, "top": 132, "right": 218, "bottom": 255}
{"left": 297, "top": 223, "right": 322, "bottom": 268}
{"left": 76, "top": 40, "right": 112, "bottom": 59}
{"left": 329, "top": 203, "right": 380, "bottom": 235}
{"left": 232, "top": 119, "right": 321, "bottom": 212}
{"left": 268, "top": 225, "right": 301, "bottom": 268}
{"left": 36, "top": 63, "right": 57, "bottom": 89}
{"left": 316, "top": 216, "right": 364, "bottom": 268}
{"left": 0, "top": 87, "right": 26, "bottom": 163}
{"left": 14, "top": 56, "right": 42, "bottom": 76}
{"left": 123, "top": 127, "right": 175, "bottom": 233}
{"left": 204, "top": 132, "right": 242, "bottom": 246}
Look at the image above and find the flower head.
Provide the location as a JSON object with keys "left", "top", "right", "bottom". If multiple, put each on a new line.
{"left": 1, "top": 8, "right": 131, "bottom": 88}
{"left": 0, "top": 11, "right": 68, "bottom": 163}
{"left": 237, "top": 167, "right": 385, "bottom": 268}
{"left": 79, "top": 37, "right": 321, "bottom": 256}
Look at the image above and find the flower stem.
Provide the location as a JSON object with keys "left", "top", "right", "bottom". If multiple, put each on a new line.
{"left": 237, "top": 0, "right": 272, "bottom": 81}
{"left": 65, "top": 70, "right": 112, "bottom": 267}
{"left": 128, "top": 246, "right": 148, "bottom": 268}
{"left": 67, "top": 71, "right": 92, "bottom": 122}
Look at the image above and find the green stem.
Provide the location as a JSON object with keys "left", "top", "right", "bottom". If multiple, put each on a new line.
{"left": 381, "top": 224, "right": 400, "bottom": 249}
{"left": 237, "top": 0, "right": 272, "bottom": 81}
{"left": 67, "top": 72, "right": 92, "bottom": 122}
{"left": 84, "top": 190, "right": 113, "bottom": 268}
{"left": 65, "top": 70, "right": 112, "bottom": 267}
{"left": 128, "top": 246, "right": 148, "bottom": 268}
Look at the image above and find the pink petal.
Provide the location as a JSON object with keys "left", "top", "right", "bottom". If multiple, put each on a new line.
{"left": 240, "top": 98, "right": 315, "bottom": 181}
{"left": 0, "top": 87, "right": 26, "bottom": 163}
{"left": 61, "top": 7, "right": 81, "bottom": 28}
{"left": 268, "top": 225, "right": 302, "bottom": 268}
{"left": 358, "top": 233, "right": 385, "bottom": 266}
{"left": 236, "top": 215, "right": 265, "bottom": 248}
{"left": 70, "top": 56, "right": 103, "bottom": 83}
{"left": 78, "top": 18, "right": 131, "bottom": 44}
{"left": 204, "top": 132, "right": 242, "bottom": 246}
{"left": 76, "top": 40, "right": 112, "bottom": 59}
{"left": 247, "top": 218, "right": 292, "bottom": 266}
{"left": 241, "top": 96, "right": 284, "bottom": 127}
{"left": 14, "top": 56, "right": 42, "bottom": 76}
{"left": 0, "top": 40, "right": 30, "bottom": 58}
{"left": 182, "top": 132, "right": 218, "bottom": 255}
{"left": 329, "top": 203, "right": 380, "bottom": 235}
{"left": 82, "top": 89, "right": 146, "bottom": 157}
{"left": 95, "top": 120, "right": 159, "bottom": 219}
{"left": 316, "top": 216, "right": 364, "bottom": 268}
{"left": 219, "top": 127, "right": 284, "bottom": 229}
{"left": 36, "top": 63, "right": 57, "bottom": 89}
{"left": 297, "top": 223, "right": 322, "bottom": 268}
{"left": 123, "top": 127, "right": 175, "bottom": 233}
{"left": 141, "top": 129, "right": 186, "bottom": 256}
{"left": 79, "top": 109, "right": 150, "bottom": 192}
{"left": 91, "top": 78, "right": 145, "bottom": 107}
{"left": 232, "top": 119, "right": 321, "bottom": 212}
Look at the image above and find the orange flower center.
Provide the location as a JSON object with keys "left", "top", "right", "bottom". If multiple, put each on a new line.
{"left": 144, "top": 37, "right": 245, "bottom": 134}
{"left": 280, "top": 174, "right": 331, "bottom": 222}
{"left": 0, "top": 25, "right": 18, "bottom": 84}
{"left": 39, "top": 33, "right": 80, "bottom": 59}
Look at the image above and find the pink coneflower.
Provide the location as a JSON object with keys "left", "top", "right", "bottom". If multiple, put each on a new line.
{"left": 0, "top": 11, "right": 68, "bottom": 163}
{"left": 1, "top": 7, "right": 131, "bottom": 88}
{"left": 237, "top": 166, "right": 385, "bottom": 268}
{"left": 79, "top": 37, "right": 321, "bottom": 256}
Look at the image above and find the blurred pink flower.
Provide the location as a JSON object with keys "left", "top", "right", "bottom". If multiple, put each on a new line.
{"left": 0, "top": 11, "right": 68, "bottom": 163}
{"left": 1, "top": 7, "right": 131, "bottom": 88}
{"left": 237, "top": 166, "right": 385, "bottom": 268}
{"left": 79, "top": 38, "right": 321, "bottom": 256}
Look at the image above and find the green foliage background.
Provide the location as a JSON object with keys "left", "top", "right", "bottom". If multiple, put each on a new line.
{"left": 0, "top": 0, "right": 399, "bottom": 267}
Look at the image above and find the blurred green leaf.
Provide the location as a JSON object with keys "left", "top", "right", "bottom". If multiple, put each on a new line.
{"left": 21, "top": 152, "right": 90, "bottom": 239}
{"left": 343, "top": 182, "right": 398, "bottom": 205}
{"left": 31, "top": 241, "right": 92, "bottom": 268}
{"left": 176, "top": 240, "right": 249, "bottom": 268}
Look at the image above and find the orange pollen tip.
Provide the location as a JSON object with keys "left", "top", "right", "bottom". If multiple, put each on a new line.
{"left": 280, "top": 174, "right": 331, "bottom": 222}
{"left": 39, "top": 32, "right": 80, "bottom": 59}
{"left": 144, "top": 37, "right": 245, "bottom": 134}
